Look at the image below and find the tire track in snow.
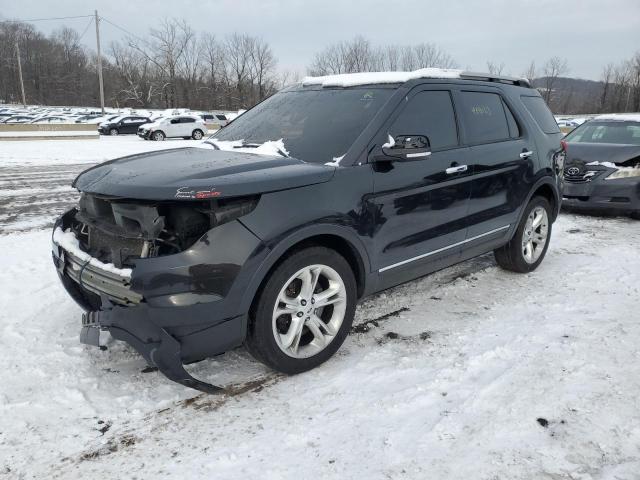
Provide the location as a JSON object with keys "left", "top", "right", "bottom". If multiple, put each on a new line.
{"left": 0, "top": 162, "right": 94, "bottom": 235}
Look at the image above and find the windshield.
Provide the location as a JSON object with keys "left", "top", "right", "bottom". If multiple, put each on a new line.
{"left": 210, "top": 88, "right": 394, "bottom": 163}
{"left": 565, "top": 121, "right": 640, "bottom": 146}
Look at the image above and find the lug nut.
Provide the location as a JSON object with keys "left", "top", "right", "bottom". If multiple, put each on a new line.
{"left": 297, "top": 312, "right": 303, "bottom": 317}
{"left": 300, "top": 299, "right": 307, "bottom": 306}
{"left": 311, "top": 298, "right": 315, "bottom": 304}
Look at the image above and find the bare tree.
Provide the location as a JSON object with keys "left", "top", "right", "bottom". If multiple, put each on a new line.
{"left": 308, "top": 36, "right": 456, "bottom": 75}
{"left": 542, "top": 56, "right": 569, "bottom": 106}
{"left": 522, "top": 60, "right": 536, "bottom": 82}
{"left": 599, "top": 63, "right": 614, "bottom": 112}
{"left": 249, "top": 37, "right": 276, "bottom": 103}
{"left": 487, "top": 61, "right": 505, "bottom": 76}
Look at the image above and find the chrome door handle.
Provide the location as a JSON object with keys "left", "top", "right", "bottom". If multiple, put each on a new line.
{"left": 520, "top": 150, "right": 533, "bottom": 159}
{"left": 445, "top": 165, "right": 468, "bottom": 174}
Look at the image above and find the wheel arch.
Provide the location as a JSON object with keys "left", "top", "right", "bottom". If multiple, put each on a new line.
{"left": 240, "top": 225, "right": 372, "bottom": 319}
{"left": 519, "top": 175, "right": 560, "bottom": 224}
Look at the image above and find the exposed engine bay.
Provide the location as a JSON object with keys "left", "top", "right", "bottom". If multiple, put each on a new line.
{"left": 68, "top": 193, "right": 258, "bottom": 268}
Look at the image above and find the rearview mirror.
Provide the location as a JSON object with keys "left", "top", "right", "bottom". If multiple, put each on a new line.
{"left": 379, "top": 134, "right": 432, "bottom": 161}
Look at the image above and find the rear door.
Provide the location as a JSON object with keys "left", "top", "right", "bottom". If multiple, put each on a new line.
{"left": 368, "top": 87, "right": 473, "bottom": 287}
{"left": 453, "top": 87, "right": 533, "bottom": 245}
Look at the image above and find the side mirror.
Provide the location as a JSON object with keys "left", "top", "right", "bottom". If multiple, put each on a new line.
{"left": 378, "top": 135, "right": 432, "bottom": 162}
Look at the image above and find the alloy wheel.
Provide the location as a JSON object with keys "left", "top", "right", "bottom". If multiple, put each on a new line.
{"left": 522, "top": 206, "right": 549, "bottom": 264}
{"left": 272, "top": 264, "right": 347, "bottom": 359}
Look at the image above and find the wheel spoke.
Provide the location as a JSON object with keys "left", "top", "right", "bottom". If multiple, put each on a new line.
{"left": 532, "top": 211, "right": 543, "bottom": 228}
{"left": 280, "top": 317, "right": 304, "bottom": 351}
{"left": 524, "top": 241, "right": 533, "bottom": 261}
{"left": 299, "top": 267, "right": 321, "bottom": 299}
{"left": 311, "top": 314, "right": 338, "bottom": 336}
{"left": 306, "top": 317, "right": 326, "bottom": 345}
{"left": 313, "top": 282, "right": 342, "bottom": 307}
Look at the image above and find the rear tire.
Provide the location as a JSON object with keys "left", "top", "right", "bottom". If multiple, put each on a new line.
{"left": 245, "top": 246, "right": 357, "bottom": 374}
{"left": 191, "top": 129, "right": 204, "bottom": 140}
{"left": 494, "top": 196, "right": 552, "bottom": 273}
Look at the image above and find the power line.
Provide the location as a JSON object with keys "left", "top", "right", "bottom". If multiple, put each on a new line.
{"left": 1, "top": 15, "right": 93, "bottom": 23}
{"left": 77, "top": 17, "right": 94, "bottom": 43}
{"left": 99, "top": 16, "right": 148, "bottom": 45}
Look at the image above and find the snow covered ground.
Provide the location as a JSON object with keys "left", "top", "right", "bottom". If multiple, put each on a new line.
{"left": 1, "top": 137, "right": 639, "bottom": 479}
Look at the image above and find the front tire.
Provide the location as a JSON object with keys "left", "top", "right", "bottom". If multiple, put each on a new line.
{"left": 152, "top": 131, "right": 165, "bottom": 141}
{"left": 494, "top": 196, "right": 552, "bottom": 273}
{"left": 246, "top": 246, "right": 357, "bottom": 374}
{"left": 109, "top": 128, "right": 118, "bottom": 136}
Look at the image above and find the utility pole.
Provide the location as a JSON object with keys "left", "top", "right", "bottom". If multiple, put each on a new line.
{"left": 15, "top": 42, "right": 26, "bottom": 107}
{"left": 94, "top": 10, "right": 105, "bottom": 114}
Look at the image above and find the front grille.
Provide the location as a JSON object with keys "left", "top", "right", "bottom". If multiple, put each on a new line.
{"left": 563, "top": 169, "right": 603, "bottom": 183}
{"left": 62, "top": 249, "right": 143, "bottom": 306}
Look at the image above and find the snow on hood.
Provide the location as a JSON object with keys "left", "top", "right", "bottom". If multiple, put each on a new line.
{"left": 587, "top": 161, "right": 640, "bottom": 178}
{"left": 52, "top": 227, "right": 132, "bottom": 277}
{"left": 205, "top": 138, "right": 290, "bottom": 157}
{"left": 302, "top": 68, "right": 462, "bottom": 88}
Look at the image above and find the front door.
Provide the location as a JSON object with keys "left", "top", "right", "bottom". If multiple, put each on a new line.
{"left": 367, "top": 87, "right": 473, "bottom": 288}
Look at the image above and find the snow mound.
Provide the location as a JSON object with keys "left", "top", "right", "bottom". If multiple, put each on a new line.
{"left": 302, "top": 68, "right": 462, "bottom": 88}
{"left": 52, "top": 227, "right": 133, "bottom": 277}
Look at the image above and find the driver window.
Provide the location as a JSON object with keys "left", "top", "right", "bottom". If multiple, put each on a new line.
{"left": 389, "top": 91, "right": 458, "bottom": 150}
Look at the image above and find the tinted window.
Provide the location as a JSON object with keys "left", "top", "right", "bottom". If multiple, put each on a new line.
{"left": 458, "top": 91, "right": 510, "bottom": 144}
{"left": 565, "top": 121, "right": 640, "bottom": 146}
{"left": 213, "top": 88, "right": 394, "bottom": 163}
{"left": 503, "top": 101, "right": 520, "bottom": 138}
{"left": 216, "top": 115, "right": 227, "bottom": 120}
{"left": 389, "top": 91, "right": 458, "bottom": 149}
{"left": 181, "top": 117, "right": 196, "bottom": 123}
{"left": 520, "top": 96, "right": 560, "bottom": 134}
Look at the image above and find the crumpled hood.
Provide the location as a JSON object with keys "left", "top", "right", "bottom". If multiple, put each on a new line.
{"left": 73, "top": 146, "right": 336, "bottom": 200}
{"left": 565, "top": 143, "right": 640, "bottom": 166}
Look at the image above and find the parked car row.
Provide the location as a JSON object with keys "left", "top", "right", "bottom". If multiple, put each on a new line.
{"left": 0, "top": 105, "right": 235, "bottom": 128}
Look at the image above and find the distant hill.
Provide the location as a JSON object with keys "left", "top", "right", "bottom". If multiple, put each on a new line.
{"left": 531, "top": 77, "right": 604, "bottom": 114}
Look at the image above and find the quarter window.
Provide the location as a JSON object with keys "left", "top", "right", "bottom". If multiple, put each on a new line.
{"left": 389, "top": 91, "right": 458, "bottom": 150}
{"left": 458, "top": 91, "right": 510, "bottom": 144}
{"left": 520, "top": 96, "right": 560, "bottom": 134}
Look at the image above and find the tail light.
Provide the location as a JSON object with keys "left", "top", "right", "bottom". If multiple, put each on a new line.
{"left": 554, "top": 141, "right": 567, "bottom": 175}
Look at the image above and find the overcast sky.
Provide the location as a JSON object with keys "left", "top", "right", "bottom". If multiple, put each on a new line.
{"left": 3, "top": 0, "right": 639, "bottom": 80}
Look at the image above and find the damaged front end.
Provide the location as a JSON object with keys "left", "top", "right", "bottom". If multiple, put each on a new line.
{"left": 52, "top": 193, "right": 261, "bottom": 393}
{"left": 562, "top": 144, "right": 640, "bottom": 216}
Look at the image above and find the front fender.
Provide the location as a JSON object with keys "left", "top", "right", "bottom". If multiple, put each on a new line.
{"left": 237, "top": 222, "right": 374, "bottom": 315}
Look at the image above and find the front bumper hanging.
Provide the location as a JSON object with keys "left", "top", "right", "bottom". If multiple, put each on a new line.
{"left": 81, "top": 303, "right": 224, "bottom": 394}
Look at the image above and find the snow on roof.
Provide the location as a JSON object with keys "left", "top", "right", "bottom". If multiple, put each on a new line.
{"left": 594, "top": 113, "right": 640, "bottom": 122}
{"left": 301, "top": 68, "right": 462, "bottom": 88}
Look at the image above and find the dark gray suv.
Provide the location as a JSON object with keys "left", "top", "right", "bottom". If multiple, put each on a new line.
{"left": 52, "top": 70, "right": 564, "bottom": 392}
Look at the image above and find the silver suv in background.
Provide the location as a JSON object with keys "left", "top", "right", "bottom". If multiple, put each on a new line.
{"left": 138, "top": 115, "right": 208, "bottom": 141}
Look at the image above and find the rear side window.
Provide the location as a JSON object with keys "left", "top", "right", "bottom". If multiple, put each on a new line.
{"left": 216, "top": 115, "right": 227, "bottom": 120}
{"left": 389, "top": 90, "right": 458, "bottom": 150}
{"left": 458, "top": 91, "right": 510, "bottom": 144}
{"left": 180, "top": 117, "right": 196, "bottom": 123}
{"left": 520, "top": 96, "right": 560, "bottom": 134}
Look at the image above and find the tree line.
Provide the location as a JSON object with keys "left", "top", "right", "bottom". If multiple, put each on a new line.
{"left": 0, "top": 20, "right": 639, "bottom": 115}
{"left": 0, "top": 18, "right": 280, "bottom": 110}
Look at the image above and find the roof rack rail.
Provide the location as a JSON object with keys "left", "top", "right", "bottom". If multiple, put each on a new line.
{"left": 460, "top": 71, "right": 531, "bottom": 88}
